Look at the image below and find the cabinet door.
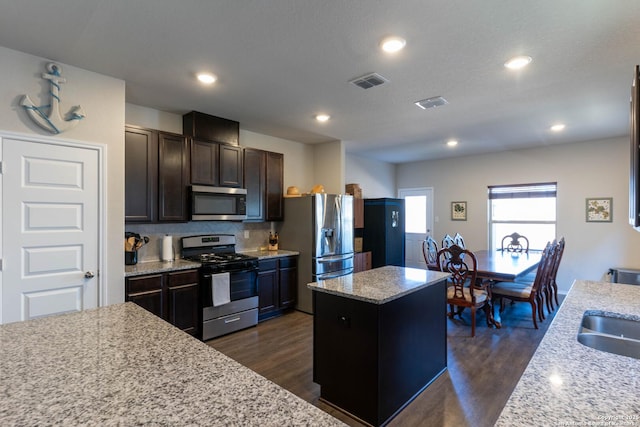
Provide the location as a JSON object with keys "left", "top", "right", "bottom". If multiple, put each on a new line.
{"left": 278, "top": 257, "right": 297, "bottom": 308}
{"left": 125, "top": 126, "right": 158, "bottom": 222}
{"left": 265, "top": 151, "right": 284, "bottom": 221}
{"left": 258, "top": 261, "right": 278, "bottom": 315}
{"left": 220, "top": 144, "right": 243, "bottom": 188}
{"left": 243, "top": 148, "right": 266, "bottom": 221}
{"left": 126, "top": 274, "right": 164, "bottom": 318}
{"left": 166, "top": 270, "right": 199, "bottom": 336}
{"left": 158, "top": 132, "right": 188, "bottom": 222}
{"left": 190, "top": 139, "right": 219, "bottom": 186}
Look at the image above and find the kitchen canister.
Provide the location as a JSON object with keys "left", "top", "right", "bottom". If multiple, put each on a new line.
{"left": 162, "top": 235, "right": 174, "bottom": 261}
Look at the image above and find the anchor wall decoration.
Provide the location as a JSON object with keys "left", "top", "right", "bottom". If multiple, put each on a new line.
{"left": 21, "top": 62, "right": 86, "bottom": 134}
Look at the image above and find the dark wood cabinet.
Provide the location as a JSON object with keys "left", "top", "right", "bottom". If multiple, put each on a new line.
{"left": 189, "top": 139, "right": 243, "bottom": 188}
{"left": 190, "top": 139, "right": 219, "bottom": 185}
{"left": 265, "top": 151, "right": 284, "bottom": 221}
{"left": 278, "top": 256, "right": 297, "bottom": 308}
{"left": 257, "top": 259, "right": 278, "bottom": 315}
{"left": 219, "top": 144, "right": 243, "bottom": 187}
{"left": 244, "top": 148, "right": 266, "bottom": 221}
{"left": 158, "top": 132, "right": 189, "bottom": 221}
{"left": 125, "top": 125, "right": 188, "bottom": 223}
{"left": 258, "top": 256, "right": 297, "bottom": 321}
{"left": 243, "top": 148, "right": 284, "bottom": 222}
{"left": 183, "top": 111, "right": 239, "bottom": 146}
{"left": 313, "top": 279, "right": 447, "bottom": 426}
{"left": 125, "top": 127, "right": 157, "bottom": 222}
{"left": 126, "top": 269, "right": 199, "bottom": 336}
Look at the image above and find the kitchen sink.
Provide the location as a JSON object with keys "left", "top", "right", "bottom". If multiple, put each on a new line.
{"left": 577, "top": 311, "right": 640, "bottom": 359}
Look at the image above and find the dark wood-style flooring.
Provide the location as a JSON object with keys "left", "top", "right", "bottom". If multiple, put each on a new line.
{"left": 208, "top": 297, "right": 563, "bottom": 427}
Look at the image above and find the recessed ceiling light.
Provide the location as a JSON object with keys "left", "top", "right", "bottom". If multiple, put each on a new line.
{"left": 550, "top": 123, "right": 566, "bottom": 132}
{"left": 315, "top": 114, "right": 330, "bottom": 122}
{"left": 504, "top": 55, "right": 532, "bottom": 70}
{"left": 446, "top": 139, "right": 458, "bottom": 147}
{"left": 196, "top": 73, "right": 217, "bottom": 84}
{"left": 380, "top": 36, "right": 406, "bottom": 53}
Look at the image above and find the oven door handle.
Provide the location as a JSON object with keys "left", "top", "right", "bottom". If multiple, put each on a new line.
{"left": 202, "top": 268, "right": 257, "bottom": 279}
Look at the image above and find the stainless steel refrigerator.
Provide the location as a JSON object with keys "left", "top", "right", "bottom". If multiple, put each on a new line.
{"left": 278, "top": 194, "right": 354, "bottom": 313}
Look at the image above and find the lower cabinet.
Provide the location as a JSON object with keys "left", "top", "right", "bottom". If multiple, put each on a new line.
{"left": 126, "top": 269, "right": 199, "bottom": 336}
{"left": 257, "top": 256, "right": 297, "bottom": 321}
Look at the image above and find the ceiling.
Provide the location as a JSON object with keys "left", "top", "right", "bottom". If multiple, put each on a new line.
{"left": 1, "top": 1, "right": 639, "bottom": 164}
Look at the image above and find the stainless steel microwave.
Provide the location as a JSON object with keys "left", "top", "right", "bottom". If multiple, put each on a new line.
{"left": 190, "top": 185, "right": 247, "bottom": 221}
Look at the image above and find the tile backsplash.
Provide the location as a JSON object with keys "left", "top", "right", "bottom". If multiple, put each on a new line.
{"left": 126, "top": 221, "right": 274, "bottom": 263}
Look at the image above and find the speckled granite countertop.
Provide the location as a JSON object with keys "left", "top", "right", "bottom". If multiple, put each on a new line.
{"left": 307, "top": 266, "right": 450, "bottom": 304}
{"left": 125, "top": 259, "right": 201, "bottom": 277}
{"left": 496, "top": 280, "right": 640, "bottom": 426}
{"left": 240, "top": 249, "right": 299, "bottom": 259}
{"left": 0, "top": 302, "right": 345, "bottom": 426}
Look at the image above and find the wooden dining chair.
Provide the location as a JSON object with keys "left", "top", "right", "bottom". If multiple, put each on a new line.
{"left": 442, "top": 234, "right": 455, "bottom": 249}
{"left": 491, "top": 241, "right": 555, "bottom": 329}
{"left": 438, "top": 244, "right": 491, "bottom": 337}
{"left": 500, "top": 232, "right": 529, "bottom": 253}
{"left": 422, "top": 236, "right": 439, "bottom": 270}
{"left": 542, "top": 237, "right": 565, "bottom": 313}
{"left": 453, "top": 232, "right": 466, "bottom": 249}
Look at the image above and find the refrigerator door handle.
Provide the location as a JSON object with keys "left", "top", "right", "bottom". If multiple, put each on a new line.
{"left": 317, "top": 253, "right": 354, "bottom": 263}
{"left": 317, "top": 268, "right": 354, "bottom": 280}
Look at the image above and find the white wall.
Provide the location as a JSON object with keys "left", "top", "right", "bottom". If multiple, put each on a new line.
{"left": 345, "top": 154, "right": 396, "bottom": 198}
{"left": 313, "top": 140, "right": 344, "bottom": 195}
{"left": 0, "top": 46, "right": 126, "bottom": 306}
{"left": 397, "top": 136, "right": 640, "bottom": 293}
{"left": 125, "top": 104, "right": 182, "bottom": 134}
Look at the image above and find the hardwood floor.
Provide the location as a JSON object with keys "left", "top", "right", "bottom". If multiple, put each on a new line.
{"left": 207, "top": 297, "right": 563, "bottom": 427}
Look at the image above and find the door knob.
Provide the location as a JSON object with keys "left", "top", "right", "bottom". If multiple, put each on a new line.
{"left": 84, "top": 271, "right": 95, "bottom": 279}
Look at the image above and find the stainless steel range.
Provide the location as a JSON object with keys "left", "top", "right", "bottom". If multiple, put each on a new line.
{"left": 182, "top": 234, "right": 258, "bottom": 341}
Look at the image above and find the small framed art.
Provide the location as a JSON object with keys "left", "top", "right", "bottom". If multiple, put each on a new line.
{"left": 451, "top": 201, "right": 467, "bottom": 221}
{"left": 586, "top": 197, "right": 612, "bottom": 222}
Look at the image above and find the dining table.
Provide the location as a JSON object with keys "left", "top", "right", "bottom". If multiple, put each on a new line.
{"left": 472, "top": 249, "right": 543, "bottom": 327}
{"left": 473, "top": 249, "right": 542, "bottom": 282}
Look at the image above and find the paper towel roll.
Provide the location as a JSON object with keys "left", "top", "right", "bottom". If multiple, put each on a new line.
{"left": 162, "top": 235, "right": 174, "bottom": 261}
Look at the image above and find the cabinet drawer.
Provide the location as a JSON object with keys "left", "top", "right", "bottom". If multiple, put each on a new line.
{"left": 202, "top": 308, "right": 258, "bottom": 341}
{"left": 259, "top": 259, "right": 278, "bottom": 271}
{"left": 127, "top": 274, "right": 163, "bottom": 293}
{"left": 167, "top": 269, "right": 199, "bottom": 286}
{"left": 279, "top": 256, "right": 297, "bottom": 268}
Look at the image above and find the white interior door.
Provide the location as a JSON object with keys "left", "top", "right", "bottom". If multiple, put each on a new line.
{"left": 2, "top": 137, "right": 100, "bottom": 323}
{"left": 398, "top": 188, "right": 434, "bottom": 269}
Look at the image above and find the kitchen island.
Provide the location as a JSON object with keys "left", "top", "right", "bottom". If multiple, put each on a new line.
{"left": 308, "top": 266, "right": 450, "bottom": 427}
{"left": 496, "top": 279, "right": 640, "bottom": 425}
{"left": 0, "top": 302, "right": 345, "bottom": 426}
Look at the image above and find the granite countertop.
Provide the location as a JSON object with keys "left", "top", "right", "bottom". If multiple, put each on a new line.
{"left": 124, "top": 259, "right": 201, "bottom": 277}
{"left": 496, "top": 280, "right": 640, "bottom": 426}
{"left": 0, "top": 302, "right": 345, "bottom": 426}
{"left": 240, "top": 249, "right": 300, "bottom": 259}
{"left": 307, "top": 265, "right": 450, "bottom": 304}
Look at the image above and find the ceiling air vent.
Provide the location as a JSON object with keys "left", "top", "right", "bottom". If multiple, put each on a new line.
{"left": 415, "top": 96, "right": 448, "bottom": 110}
{"left": 349, "top": 73, "right": 389, "bottom": 89}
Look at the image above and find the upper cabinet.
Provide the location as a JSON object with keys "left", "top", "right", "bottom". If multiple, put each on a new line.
{"left": 183, "top": 111, "right": 239, "bottom": 146}
{"left": 189, "top": 139, "right": 243, "bottom": 188}
{"left": 244, "top": 148, "right": 284, "bottom": 222}
{"left": 125, "top": 125, "right": 188, "bottom": 223}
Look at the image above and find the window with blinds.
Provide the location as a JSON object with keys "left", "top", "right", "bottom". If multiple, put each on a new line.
{"left": 488, "top": 182, "right": 557, "bottom": 251}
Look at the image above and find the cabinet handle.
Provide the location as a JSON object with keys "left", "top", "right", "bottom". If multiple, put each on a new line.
{"left": 224, "top": 317, "right": 241, "bottom": 324}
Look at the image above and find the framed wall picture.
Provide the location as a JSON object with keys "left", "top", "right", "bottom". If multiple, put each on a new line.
{"left": 586, "top": 197, "right": 612, "bottom": 222}
{"left": 451, "top": 201, "right": 467, "bottom": 221}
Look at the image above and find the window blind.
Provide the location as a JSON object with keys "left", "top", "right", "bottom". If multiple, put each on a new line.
{"left": 488, "top": 182, "right": 557, "bottom": 199}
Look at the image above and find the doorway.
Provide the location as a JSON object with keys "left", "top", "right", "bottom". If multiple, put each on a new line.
{"left": 1, "top": 135, "right": 103, "bottom": 323}
{"left": 398, "top": 187, "right": 434, "bottom": 269}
